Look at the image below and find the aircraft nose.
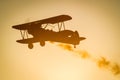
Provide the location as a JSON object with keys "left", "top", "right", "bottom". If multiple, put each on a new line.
{"left": 79, "top": 37, "right": 86, "bottom": 41}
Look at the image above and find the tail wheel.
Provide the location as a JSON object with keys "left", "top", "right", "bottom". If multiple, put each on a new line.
{"left": 40, "top": 41, "right": 45, "bottom": 47}
{"left": 28, "top": 43, "right": 33, "bottom": 49}
{"left": 74, "top": 45, "right": 76, "bottom": 48}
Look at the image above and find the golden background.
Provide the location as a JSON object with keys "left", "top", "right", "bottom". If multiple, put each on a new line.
{"left": 0, "top": 0, "right": 120, "bottom": 80}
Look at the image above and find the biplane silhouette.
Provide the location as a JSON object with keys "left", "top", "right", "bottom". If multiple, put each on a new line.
{"left": 12, "top": 15, "right": 86, "bottom": 49}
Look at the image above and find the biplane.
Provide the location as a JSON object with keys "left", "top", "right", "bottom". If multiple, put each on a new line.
{"left": 12, "top": 15, "right": 86, "bottom": 49}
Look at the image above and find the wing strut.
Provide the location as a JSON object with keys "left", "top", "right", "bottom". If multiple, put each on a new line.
{"left": 20, "top": 30, "right": 29, "bottom": 39}
{"left": 43, "top": 24, "right": 48, "bottom": 29}
{"left": 58, "top": 22, "right": 66, "bottom": 31}
{"left": 62, "top": 22, "right": 65, "bottom": 30}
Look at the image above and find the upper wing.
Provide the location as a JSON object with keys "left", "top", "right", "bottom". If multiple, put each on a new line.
{"left": 12, "top": 15, "right": 72, "bottom": 30}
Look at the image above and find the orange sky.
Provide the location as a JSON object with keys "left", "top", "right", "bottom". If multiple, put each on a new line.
{"left": 0, "top": 0, "right": 120, "bottom": 80}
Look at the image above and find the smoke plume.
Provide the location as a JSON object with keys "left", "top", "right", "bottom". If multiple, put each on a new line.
{"left": 57, "top": 43, "right": 120, "bottom": 75}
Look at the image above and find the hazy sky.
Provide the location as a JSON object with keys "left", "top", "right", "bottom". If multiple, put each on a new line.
{"left": 1, "top": 0, "right": 120, "bottom": 80}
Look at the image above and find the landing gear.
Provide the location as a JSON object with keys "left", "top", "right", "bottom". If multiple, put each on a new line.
{"left": 28, "top": 43, "right": 33, "bottom": 49}
{"left": 74, "top": 45, "right": 76, "bottom": 48}
{"left": 40, "top": 41, "right": 45, "bottom": 47}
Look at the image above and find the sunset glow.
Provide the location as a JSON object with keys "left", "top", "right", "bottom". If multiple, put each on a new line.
{"left": 1, "top": 0, "right": 120, "bottom": 80}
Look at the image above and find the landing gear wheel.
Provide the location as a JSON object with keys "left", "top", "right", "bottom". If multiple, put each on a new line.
{"left": 28, "top": 43, "right": 33, "bottom": 49}
{"left": 40, "top": 41, "right": 45, "bottom": 47}
{"left": 74, "top": 45, "right": 76, "bottom": 48}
